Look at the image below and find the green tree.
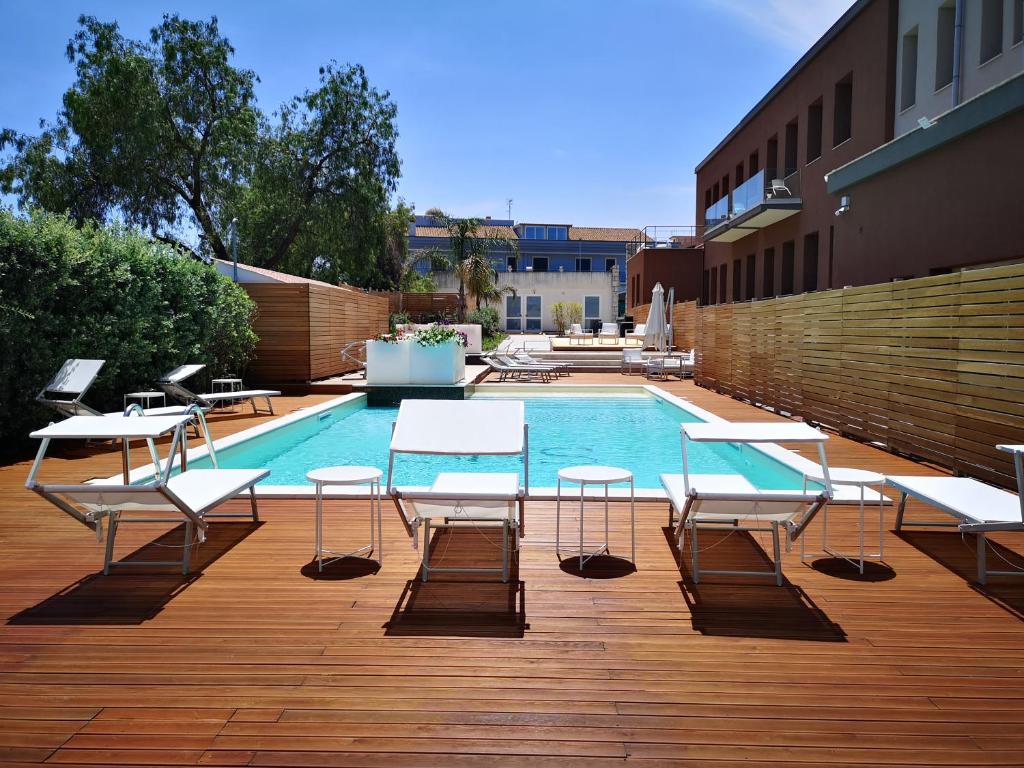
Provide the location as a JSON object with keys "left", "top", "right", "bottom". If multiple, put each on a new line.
{"left": 1, "top": 14, "right": 400, "bottom": 279}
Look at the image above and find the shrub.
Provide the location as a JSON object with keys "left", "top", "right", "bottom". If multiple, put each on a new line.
{"left": 389, "top": 311, "right": 411, "bottom": 331}
{"left": 0, "top": 210, "right": 258, "bottom": 460}
{"left": 466, "top": 306, "right": 500, "bottom": 337}
{"left": 551, "top": 301, "right": 582, "bottom": 335}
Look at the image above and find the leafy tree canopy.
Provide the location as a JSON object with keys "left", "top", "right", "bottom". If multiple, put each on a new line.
{"left": 0, "top": 14, "right": 403, "bottom": 286}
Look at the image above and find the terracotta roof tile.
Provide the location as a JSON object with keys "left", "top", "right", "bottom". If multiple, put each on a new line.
{"left": 414, "top": 225, "right": 518, "bottom": 239}
{"left": 568, "top": 226, "right": 644, "bottom": 242}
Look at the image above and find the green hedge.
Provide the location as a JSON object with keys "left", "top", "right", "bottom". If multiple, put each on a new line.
{"left": 0, "top": 210, "right": 258, "bottom": 459}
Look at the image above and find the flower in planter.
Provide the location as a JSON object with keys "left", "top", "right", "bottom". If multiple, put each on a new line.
{"left": 414, "top": 324, "right": 468, "bottom": 347}
{"left": 373, "top": 330, "right": 405, "bottom": 343}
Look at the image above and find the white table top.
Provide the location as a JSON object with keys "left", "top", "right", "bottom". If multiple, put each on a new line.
{"left": 125, "top": 391, "right": 165, "bottom": 398}
{"left": 212, "top": 378, "right": 242, "bottom": 383}
{"left": 683, "top": 422, "right": 828, "bottom": 444}
{"left": 558, "top": 465, "right": 633, "bottom": 484}
{"left": 803, "top": 467, "right": 884, "bottom": 485}
{"left": 307, "top": 466, "right": 383, "bottom": 484}
{"left": 30, "top": 414, "right": 193, "bottom": 440}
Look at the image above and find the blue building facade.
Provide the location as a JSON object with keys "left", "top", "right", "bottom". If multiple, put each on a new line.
{"left": 408, "top": 216, "right": 640, "bottom": 315}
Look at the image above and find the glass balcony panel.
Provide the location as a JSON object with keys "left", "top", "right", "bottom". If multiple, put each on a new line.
{"left": 704, "top": 195, "right": 730, "bottom": 227}
{"left": 731, "top": 169, "right": 765, "bottom": 216}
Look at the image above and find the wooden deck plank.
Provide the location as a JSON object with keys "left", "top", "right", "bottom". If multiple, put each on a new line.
{"left": 0, "top": 383, "right": 1022, "bottom": 765}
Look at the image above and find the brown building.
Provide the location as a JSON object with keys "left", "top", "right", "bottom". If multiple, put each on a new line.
{"left": 695, "top": 0, "right": 1024, "bottom": 304}
{"left": 626, "top": 235, "right": 702, "bottom": 311}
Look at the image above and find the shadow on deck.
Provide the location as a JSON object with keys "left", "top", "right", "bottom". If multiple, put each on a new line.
{"left": 7, "top": 521, "right": 261, "bottom": 625}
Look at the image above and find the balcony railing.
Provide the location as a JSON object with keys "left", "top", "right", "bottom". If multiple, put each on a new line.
{"left": 627, "top": 225, "right": 704, "bottom": 258}
{"left": 703, "top": 168, "right": 802, "bottom": 230}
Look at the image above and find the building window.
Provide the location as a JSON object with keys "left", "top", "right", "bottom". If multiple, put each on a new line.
{"left": 506, "top": 295, "right": 522, "bottom": 332}
{"left": 506, "top": 255, "right": 518, "bottom": 272}
{"left": 1014, "top": 0, "right": 1023, "bottom": 45}
{"left": 735, "top": 161, "right": 745, "bottom": 187}
{"left": 525, "top": 295, "right": 542, "bottom": 332}
{"left": 981, "top": 0, "right": 1004, "bottom": 63}
{"left": 901, "top": 28, "right": 918, "bottom": 110}
{"left": 763, "top": 247, "right": 775, "bottom": 297}
{"left": 781, "top": 241, "right": 795, "bottom": 295}
{"left": 749, "top": 150, "right": 759, "bottom": 175}
{"left": 584, "top": 296, "right": 600, "bottom": 327}
{"left": 704, "top": 189, "right": 712, "bottom": 211}
{"left": 732, "top": 259, "right": 741, "bottom": 301}
{"left": 833, "top": 74, "right": 853, "bottom": 146}
{"left": 745, "top": 254, "right": 756, "bottom": 300}
{"left": 710, "top": 266, "right": 718, "bottom": 304}
{"left": 784, "top": 120, "right": 799, "bottom": 174}
{"left": 767, "top": 135, "right": 778, "bottom": 175}
{"left": 532, "top": 257, "right": 548, "bottom": 272}
{"left": 605, "top": 257, "right": 616, "bottom": 272}
{"left": 702, "top": 269, "right": 710, "bottom": 305}
{"left": 807, "top": 99, "right": 823, "bottom": 162}
{"left": 719, "top": 264, "right": 728, "bottom": 305}
{"left": 576, "top": 257, "right": 592, "bottom": 272}
{"left": 547, "top": 226, "right": 567, "bottom": 240}
{"left": 803, "top": 232, "right": 819, "bottom": 292}
{"left": 523, "top": 225, "right": 544, "bottom": 239}
{"left": 936, "top": 3, "right": 955, "bottom": 90}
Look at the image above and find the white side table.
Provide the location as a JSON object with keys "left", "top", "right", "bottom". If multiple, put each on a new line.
{"left": 307, "top": 466, "right": 383, "bottom": 571}
{"left": 802, "top": 467, "right": 885, "bottom": 573}
{"left": 556, "top": 465, "right": 636, "bottom": 569}
{"left": 123, "top": 391, "right": 166, "bottom": 411}
{"left": 211, "top": 377, "right": 243, "bottom": 393}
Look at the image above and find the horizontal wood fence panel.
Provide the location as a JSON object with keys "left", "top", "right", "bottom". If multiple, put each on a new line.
{"left": 694, "top": 262, "right": 1024, "bottom": 488}
{"left": 244, "top": 282, "right": 388, "bottom": 384}
{"left": 631, "top": 300, "right": 698, "bottom": 352}
{"left": 370, "top": 291, "right": 460, "bottom": 321}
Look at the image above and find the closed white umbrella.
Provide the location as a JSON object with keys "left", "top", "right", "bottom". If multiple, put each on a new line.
{"left": 643, "top": 283, "right": 667, "bottom": 352}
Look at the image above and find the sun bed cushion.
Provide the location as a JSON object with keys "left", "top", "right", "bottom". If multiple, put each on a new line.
{"left": 44, "top": 359, "right": 105, "bottom": 394}
{"left": 390, "top": 400, "right": 525, "bottom": 455}
{"left": 161, "top": 364, "right": 207, "bottom": 383}
{"left": 886, "top": 476, "right": 1023, "bottom": 526}
{"left": 682, "top": 422, "right": 828, "bottom": 444}
{"left": 196, "top": 389, "right": 281, "bottom": 401}
{"left": 661, "top": 473, "right": 819, "bottom": 521}
{"left": 61, "top": 468, "right": 268, "bottom": 514}
{"left": 402, "top": 472, "right": 520, "bottom": 522}
{"left": 31, "top": 414, "right": 193, "bottom": 440}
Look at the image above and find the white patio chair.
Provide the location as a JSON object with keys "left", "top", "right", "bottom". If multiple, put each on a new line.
{"left": 157, "top": 364, "right": 280, "bottom": 415}
{"left": 568, "top": 323, "right": 593, "bottom": 345}
{"left": 386, "top": 400, "right": 528, "bottom": 582}
{"left": 598, "top": 322, "right": 619, "bottom": 344}
{"left": 625, "top": 323, "right": 647, "bottom": 345}
{"left": 26, "top": 413, "right": 268, "bottom": 575}
{"left": 621, "top": 348, "right": 644, "bottom": 374}
{"left": 36, "top": 359, "right": 106, "bottom": 417}
{"left": 768, "top": 178, "right": 792, "bottom": 198}
{"left": 887, "top": 444, "right": 1024, "bottom": 584}
{"left": 661, "top": 422, "right": 833, "bottom": 586}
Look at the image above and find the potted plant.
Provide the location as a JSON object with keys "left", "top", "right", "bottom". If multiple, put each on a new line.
{"left": 366, "top": 330, "right": 411, "bottom": 384}
{"left": 409, "top": 324, "right": 467, "bottom": 384}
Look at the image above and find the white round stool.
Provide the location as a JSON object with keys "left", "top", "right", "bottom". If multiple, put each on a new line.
{"left": 803, "top": 467, "right": 885, "bottom": 573}
{"left": 306, "top": 466, "right": 383, "bottom": 571}
{"left": 556, "top": 465, "right": 636, "bottom": 569}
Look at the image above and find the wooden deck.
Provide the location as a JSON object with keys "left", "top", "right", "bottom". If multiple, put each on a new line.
{"left": 1, "top": 379, "right": 1023, "bottom": 766}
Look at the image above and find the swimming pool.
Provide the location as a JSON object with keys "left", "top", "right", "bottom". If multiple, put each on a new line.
{"left": 175, "top": 388, "right": 810, "bottom": 492}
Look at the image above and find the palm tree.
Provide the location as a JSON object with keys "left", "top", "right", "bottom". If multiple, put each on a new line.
{"left": 431, "top": 212, "right": 518, "bottom": 321}
{"left": 457, "top": 250, "right": 515, "bottom": 311}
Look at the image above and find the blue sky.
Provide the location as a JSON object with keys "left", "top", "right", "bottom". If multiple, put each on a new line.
{"left": 0, "top": 0, "right": 852, "bottom": 229}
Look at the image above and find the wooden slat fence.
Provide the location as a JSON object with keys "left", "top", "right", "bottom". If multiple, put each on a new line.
{"left": 695, "top": 262, "right": 1024, "bottom": 487}
{"left": 370, "top": 291, "right": 460, "bottom": 320}
{"left": 243, "top": 282, "right": 388, "bottom": 383}
{"left": 631, "top": 300, "right": 698, "bottom": 351}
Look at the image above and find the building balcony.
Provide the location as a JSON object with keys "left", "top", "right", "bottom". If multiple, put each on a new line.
{"left": 702, "top": 168, "right": 802, "bottom": 243}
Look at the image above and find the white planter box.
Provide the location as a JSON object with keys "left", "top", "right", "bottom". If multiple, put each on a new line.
{"left": 408, "top": 341, "right": 466, "bottom": 384}
{"left": 365, "top": 339, "right": 411, "bottom": 384}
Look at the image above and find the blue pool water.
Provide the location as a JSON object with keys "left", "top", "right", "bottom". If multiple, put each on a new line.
{"left": 191, "top": 394, "right": 808, "bottom": 490}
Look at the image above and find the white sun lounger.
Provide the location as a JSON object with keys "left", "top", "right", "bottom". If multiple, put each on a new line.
{"left": 888, "top": 446, "right": 1024, "bottom": 584}
{"left": 484, "top": 356, "right": 554, "bottom": 382}
{"left": 512, "top": 351, "right": 569, "bottom": 376}
{"left": 36, "top": 359, "right": 107, "bottom": 417}
{"left": 157, "top": 364, "right": 280, "bottom": 415}
{"left": 26, "top": 414, "right": 268, "bottom": 575}
{"left": 661, "top": 422, "right": 833, "bottom": 586}
{"left": 386, "top": 400, "right": 528, "bottom": 582}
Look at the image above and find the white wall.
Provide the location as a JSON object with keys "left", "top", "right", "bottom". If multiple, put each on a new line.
{"left": 895, "top": 0, "right": 1024, "bottom": 137}
{"left": 433, "top": 269, "right": 619, "bottom": 333}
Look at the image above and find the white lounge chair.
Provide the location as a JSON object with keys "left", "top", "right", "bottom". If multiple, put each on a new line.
{"left": 661, "top": 422, "right": 833, "bottom": 586}
{"left": 625, "top": 323, "right": 647, "bottom": 345}
{"left": 386, "top": 400, "right": 528, "bottom": 582}
{"left": 568, "top": 323, "right": 593, "bottom": 345}
{"left": 888, "top": 445, "right": 1024, "bottom": 584}
{"left": 157, "top": 364, "right": 280, "bottom": 415}
{"left": 36, "top": 359, "right": 106, "bottom": 417}
{"left": 621, "top": 348, "right": 645, "bottom": 374}
{"left": 598, "top": 322, "right": 619, "bottom": 344}
{"left": 483, "top": 356, "right": 554, "bottom": 382}
{"left": 512, "top": 351, "right": 569, "bottom": 377}
{"left": 26, "top": 413, "right": 268, "bottom": 575}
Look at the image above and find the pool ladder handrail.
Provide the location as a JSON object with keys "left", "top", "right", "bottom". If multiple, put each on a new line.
{"left": 121, "top": 402, "right": 218, "bottom": 470}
